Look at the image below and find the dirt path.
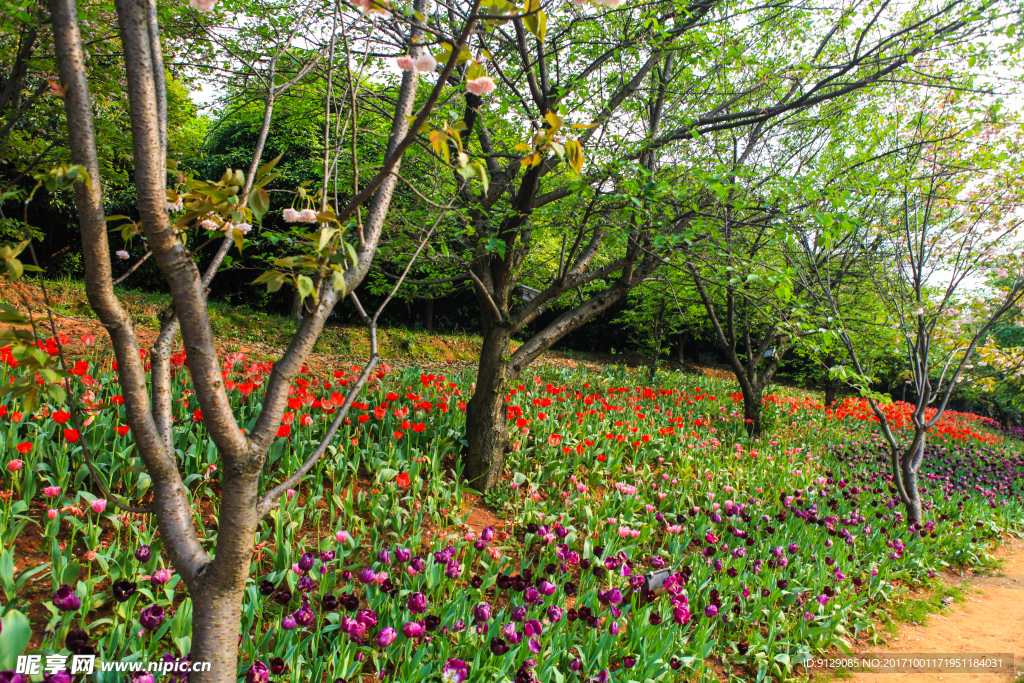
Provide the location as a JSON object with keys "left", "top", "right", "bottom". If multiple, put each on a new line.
{"left": 838, "top": 538, "right": 1024, "bottom": 683}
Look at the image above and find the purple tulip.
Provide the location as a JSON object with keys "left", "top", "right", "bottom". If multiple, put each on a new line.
{"left": 441, "top": 659, "right": 469, "bottom": 683}
{"left": 246, "top": 662, "right": 269, "bottom": 683}
{"left": 402, "top": 621, "right": 425, "bottom": 639}
{"left": 139, "top": 605, "right": 165, "bottom": 630}
{"left": 473, "top": 602, "right": 491, "bottom": 623}
{"left": 134, "top": 545, "right": 152, "bottom": 562}
{"left": 359, "top": 568, "right": 377, "bottom": 584}
{"left": 297, "top": 552, "right": 315, "bottom": 572}
{"left": 282, "top": 614, "right": 297, "bottom": 630}
{"left": 410, "top": 556, "right": 425, "bottom": 572}
{"left": 44, "top": 672, "right": 73, "bottom": 683}
{"left": 481, "top": 526, "right": 495, "bottom": 542}
{"left": 53, "top": 584, "right": 81, "bottom": 612}
{"left": 510, "top": 606, "right": 527, "bottom": 622}
{"left": 377, "top": 627, "right": 397, "bottom": 647}
{"left": 395, "top": 547, "right": 412, "bottom": 563}
{"left": 293, "top": 601, "right": 316, "bottom": 627}
{"left": 407, "top": 592, "right": 428, "bottom": 614}
{"left": 377, "top": 548, "right": 391, "bottom": 565}
{"left": 151, "top": 568, "right": 172, "bottom": 586}
{"left": 547, "top": 606, "right": 563, "bottom": 622}
{"left": 704, "top": 604, "right": 719, "bottom": 618}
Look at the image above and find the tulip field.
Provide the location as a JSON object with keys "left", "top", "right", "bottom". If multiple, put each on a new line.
{"left": 2, "top": 341, "right": 1024, "bottom": 683}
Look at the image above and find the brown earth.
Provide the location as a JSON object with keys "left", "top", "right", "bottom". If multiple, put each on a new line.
{"left": 834, "top": 538, "right": 1024, "bottom": 683}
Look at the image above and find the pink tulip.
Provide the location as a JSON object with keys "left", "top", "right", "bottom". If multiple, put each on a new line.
{"left": 7, "top": 459, "right": 23, "bottom": 472}
{"left": 91, "top": 499, "right": 107, "bottom": 513}
{"left": 48, "top": 509, "right": 58, "bottom": 519}
{"left": 336, "top": 530, "right": 351, "bottom": 543}
{"left": 44, "top": 486, "right": 61, "bottom": 497}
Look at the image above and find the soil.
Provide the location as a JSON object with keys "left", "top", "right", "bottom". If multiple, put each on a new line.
{"left": 824, "top": 537, "right": 1024, "bottom": 683}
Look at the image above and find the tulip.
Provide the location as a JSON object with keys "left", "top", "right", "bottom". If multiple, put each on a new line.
{"left": 282, "top": 614, "right": 297, "bottom": 630}
{"left": 473, "top": 602, "right": 491, "bottom": 623}
{"left": 135, "top": 545, "right": 152, "bottom": 562}
{"left": 407, "top": 591, "right": 428, "bottom": 613}
{"left": 53, "top": 584, "right": 81, "bottom": 611}
{"left": 377, "top": 627, "right": 397, "bottom": 647}
{"left": 402, "top": 621, "right": 425, "bottom": 638}
{"left": 113, "top": 579, "right": 137, "bottom": 602}
{"left": 6, "top": 459, "right": 23, "bottom": 472}
{"left": 441, "top": 659, "right": 469, "bottom": 683}
{"left": 246, "top": 661, "right": 269, "bottom": 683}
{"left": 139, "top": 605, "right": 165, "bottom": 630}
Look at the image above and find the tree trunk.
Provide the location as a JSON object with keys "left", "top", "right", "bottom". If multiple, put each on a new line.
{"left": 290, "top": 290, "right": 302, "bottom": 322}
{"left": 464, "top": 325, "right": 513, "bottom": 490}
{"left": 824, "top": 379, "right": 837, "bottom": 407}
{"left": 743, "top": 387, "right": 762, "bottom": 436}
{"left": 675, "top": 332, "right": 688, "bottom": 364}
{"left": 897, "top": 436, "right": 925, "bottom": 524}
{"left": 422, "top": 298, "right": 434, "bottom": 332}
{"left": 190, "top": 582, "right": 246, "bottom": 681}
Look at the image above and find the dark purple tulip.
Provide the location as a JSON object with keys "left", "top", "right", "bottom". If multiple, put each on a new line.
{"left": 569, "top": 658, "right": 581, "bottom": 672}
{"left": 113, "top": 579, "right": 137, "bottom": 603}
{"left": 65, "top": 629, "right": 90, "bottom": 653}
{"left": 510, "top": 606, "right": 527, "bottom": 622}
{"left": 321, "top": 594, "right": 339, "bottom": 611}
{"left": 246, "top": 661, "right": 269, "bottom": 683}
{"left": 269, "top": 658, "right": 287, "bottom": 675}
{"left": 273, "top": 589, "right": 292, "bottom": 606}
{"left": 490, "top": 636, "right": 510, "bottom": 655}
{"left": 470, "top": 575, "right": 483, "bottom": 589}
{"left": 298, "top": 552, "right": 315, "bottom": 572}
{"left": 135, "top": 545, "right": 152, "bottom": 562}
{"left": 410, "top": 556, "right": 425, "bottom": 572}
{"left": 622, "top": 657, "right": 636, "bottom": 669}
{"left": 424, "top": 615, "right": 441, "bottom": 631}
{"left": 342, "top": 593, "right": 360, "bottom": 611}
{"left": 258, "top": 580, "right": 276, "bottom": 596}
{"left": 53, "top": 584, "right": 81, "bottom": 611}
{"left": 649, "top": 612, "right": 663, "bottom": 625}
{"left": 139, "top": 605, "right": 165, "bottom": 630}
{"left": 407, "top": 592, "right": 428, "bottom": 614}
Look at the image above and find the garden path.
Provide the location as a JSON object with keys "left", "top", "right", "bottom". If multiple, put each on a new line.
{"left": 842, "top": 537, "right": 1024, "bottom": 683}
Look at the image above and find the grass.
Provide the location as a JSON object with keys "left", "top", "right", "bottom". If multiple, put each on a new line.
{"left": 875, "top": 579, "right": 972, "bottom": 638}
{"left": 3, "top": 277, "right": 487, "bottom": 363}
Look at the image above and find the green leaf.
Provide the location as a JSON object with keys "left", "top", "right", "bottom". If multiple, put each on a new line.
{"left": 0, "top": 610, "right": 31, "bottom": 670}
{"left": 296, "top": 274, "right": 315, "bottom": 301}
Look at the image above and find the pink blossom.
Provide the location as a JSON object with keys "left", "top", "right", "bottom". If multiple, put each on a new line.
{"left": 44, "top": 486, "right": 61, "bottom": 497}
{"left": 336, "top": 530, "right": 351, "bottom": 543}
{"left": 466, "top": 77, "right": 496, "bottom": 96}
{"left": 189, "top": 0, "right": 216, "bottom": 11}
{"left": 91, "top": 499, "right": 107, "bottom": 513}
{"left": 415, "top": 54, "right": 437, "bottom": 72}
{"left": 48, "top": 509, "right": 58, "bottom": 520}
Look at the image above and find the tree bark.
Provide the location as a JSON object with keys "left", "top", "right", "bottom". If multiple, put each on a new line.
{"left": 824, "top": 379, "right": 837, "bottom": 407}
{"left": 743, "top": 386, "right": 762, "bottom": 436}
{"left": 421, "top": 297, "right": 434, "bottom": 332}
{"left": 464, "top": 324, "right": 513, "bottom": 490}
{"left": 675, "top": 331, "right": 688, "bottom": 364}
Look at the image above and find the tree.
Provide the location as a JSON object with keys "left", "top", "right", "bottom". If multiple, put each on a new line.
{"left": 6, "top": 0, "right": 488, "bottom": 680}
{"left": 822, "top": 100, "right": 1024, "bottom": 523}
{"left": 384, "top": 0, "right": 1017, "bottom": 488}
